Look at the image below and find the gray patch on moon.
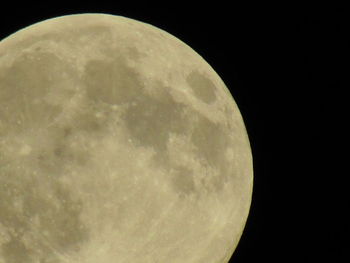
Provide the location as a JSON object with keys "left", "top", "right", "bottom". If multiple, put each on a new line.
{"left": 90, "top": 57, "right": 231, "bottom": 196}
{"left": 0, "top": 170, "right": 89, "bottom": 262}
{"left": 92, "top": 56, "right": 233, "bottom": 195}
{"left": 126, "top": 46, "right": 145, "bottom": 61}
{"left": 0, "top": 118, "right": 92, "bottom": 262}
{"left": 78, "top": 28, "right": 231, "bottom": 197}
{"left": 83, "top": 56, "right": 143, "bottom": 105}
{"left": 190, "top": 114, "right": 231, "bottom": 192}
{"left": 0, "top": 51, "right": 66, "bottom": 134}
{"left": 170, "top": 166, "right": 196, "bottom": 197}
{"left": 71, "top": 109, "right": 108, "bottom": 136}
{"left": 122, "top": 81, "right": 231, "bottom": 194}
{"left": 186, "top": 71, "right": 217, "bottom": 104}
{"left": 35, "top": 125, "right": 92, "bottom": 175}
{"left": 122, "top": 83, "right": 188, "bottom": 155}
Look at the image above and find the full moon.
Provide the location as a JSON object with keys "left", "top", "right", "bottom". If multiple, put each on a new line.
{"left": 0, "top": 14, "right": 253, "bottom": 262}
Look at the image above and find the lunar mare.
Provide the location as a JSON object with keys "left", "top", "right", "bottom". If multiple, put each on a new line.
{"left": 0, "top": 14, "right": 253, "bottom": 263}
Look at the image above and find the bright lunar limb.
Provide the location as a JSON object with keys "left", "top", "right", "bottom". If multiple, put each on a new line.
{"left": 0, "top": 14, "right": 253, "bottom": 263}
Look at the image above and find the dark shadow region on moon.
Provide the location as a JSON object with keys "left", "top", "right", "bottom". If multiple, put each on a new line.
{"left": 186, "top": 70, "right": 217, "bottom": 104}
{"left": 81, "top": 51, "right": 233, "bottom": 196}
{"left": 84, "top": 56, "right": 143, "bottom": 105}
{"left": 0, "top": 52, "right": 65, "bottom": 135}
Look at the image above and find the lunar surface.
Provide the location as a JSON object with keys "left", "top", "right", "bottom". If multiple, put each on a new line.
{"left": 0, "top": 14, "right": 253, "bottom": 263}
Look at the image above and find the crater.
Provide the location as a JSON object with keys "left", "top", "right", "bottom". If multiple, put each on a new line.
{"left": 186, "top": 70, "right": 217, "bottom": 104}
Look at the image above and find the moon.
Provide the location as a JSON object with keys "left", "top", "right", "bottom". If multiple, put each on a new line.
{"left": 0, "top": 14, "right": 253, "bottom": 263}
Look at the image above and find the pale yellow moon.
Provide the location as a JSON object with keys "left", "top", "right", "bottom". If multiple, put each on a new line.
{"left": 0, "top": 14, "right": 253, "bottom": 263}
